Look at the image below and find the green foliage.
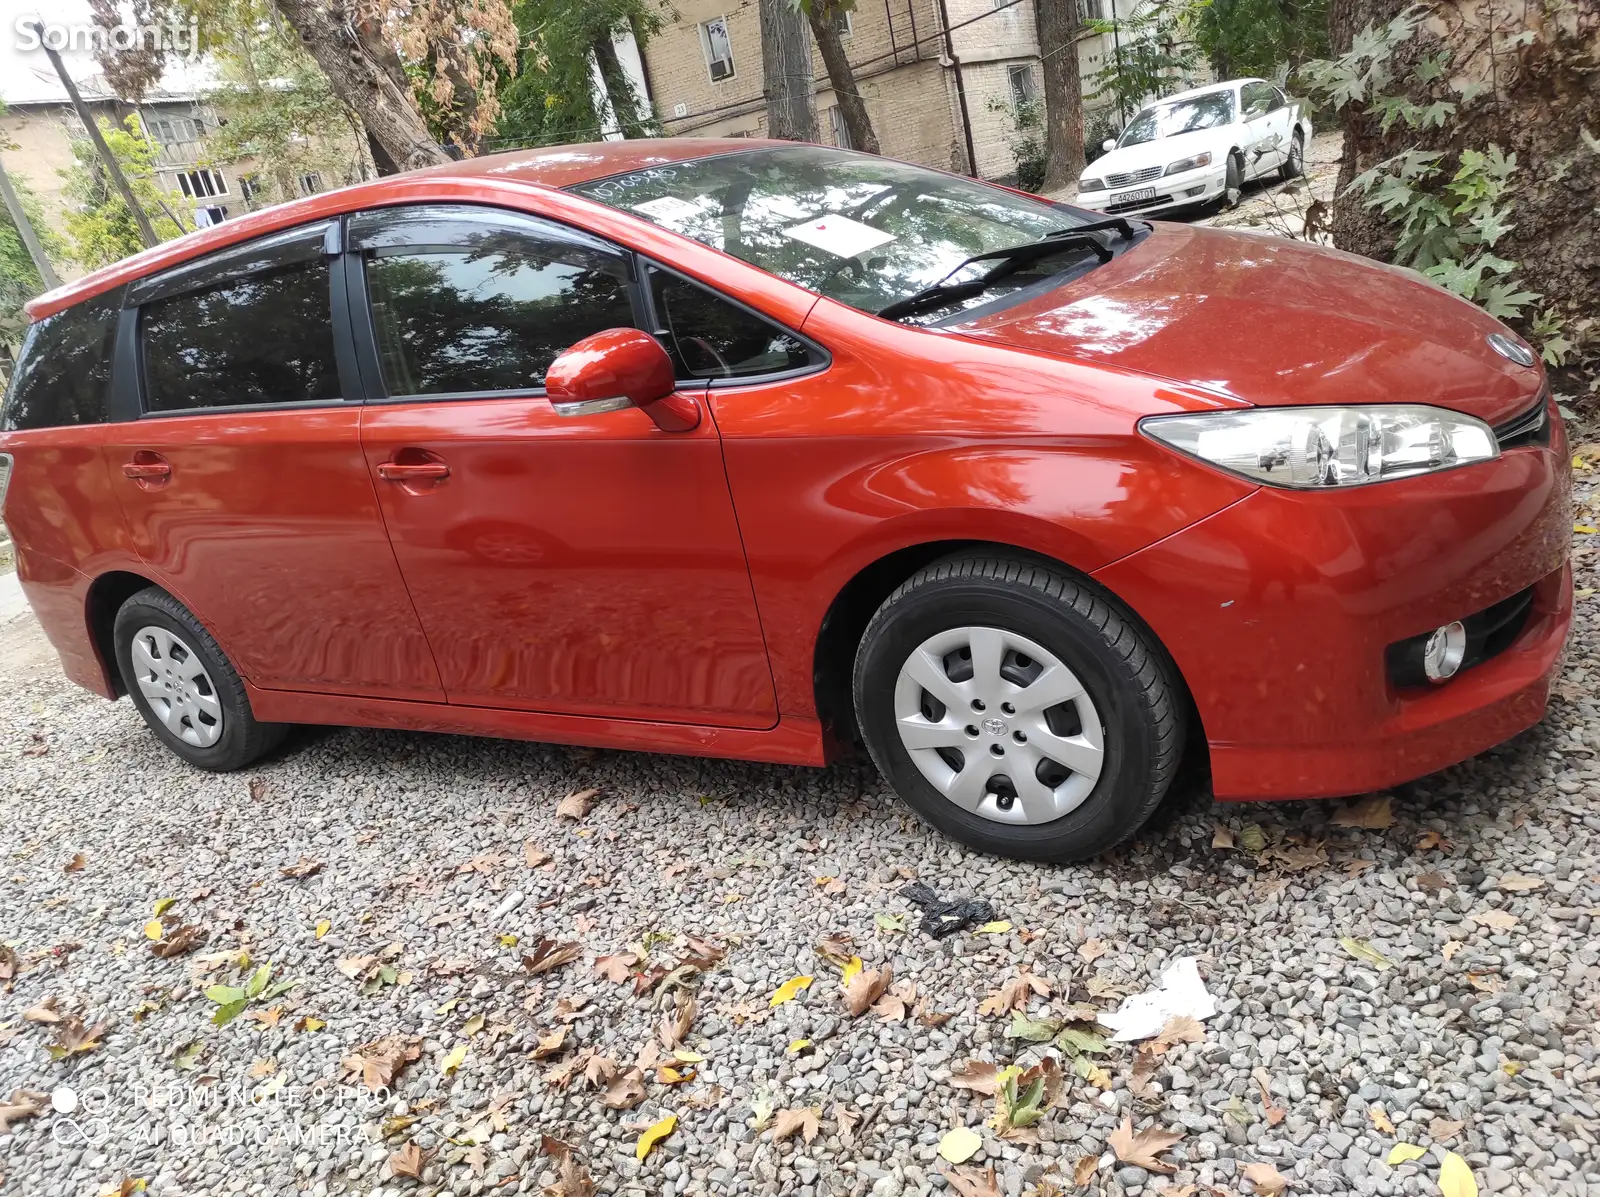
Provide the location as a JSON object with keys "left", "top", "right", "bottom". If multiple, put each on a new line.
{"left": 1190, "top": 0, "right": 1328, "bottom": 82}
{"left": 60, "top": 116, "right": 189, "bottom": 270}
{"left": 204, "top": 16, "right": 363, "bottom": 204}
{"left": 989, "top": 96, "right": 1047, "bottom": 192}
{"left": 1301, "top": 10, "right": 1553, "bottom": 338}
{"left": 0, "top": 173, "right": 65, "bottom": 347}
{"left": 1086, "top": 3, "right": 1204, "bottom": 118}
{"left": 493, "top": 0, "right": 663, "bottom": 149}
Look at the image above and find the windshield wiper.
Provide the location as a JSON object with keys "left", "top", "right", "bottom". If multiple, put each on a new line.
{"left": 1070, "top": 216, "right": 1141, "bottom": 242}
{"left": 876, "top": 230, "right": 1112, "bottom": 322}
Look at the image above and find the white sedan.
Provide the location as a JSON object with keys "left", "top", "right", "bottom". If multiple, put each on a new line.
{"left": 1075, "top": 78, "right": 1312, "bottom": 219}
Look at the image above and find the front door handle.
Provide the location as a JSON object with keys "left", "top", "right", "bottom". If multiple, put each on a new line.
{"left": 122, "top": 452, "right": 171, "bottom": 484}
{"left": 377, "top": 461, "right": 450, "bottom": 482}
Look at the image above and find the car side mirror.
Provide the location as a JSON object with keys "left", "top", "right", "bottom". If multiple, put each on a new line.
{"left": 1102, "top": 138, "right": 1117, "bottom": 153}
{"left": 546, "top": 328, "right": 700, "bottom": 433}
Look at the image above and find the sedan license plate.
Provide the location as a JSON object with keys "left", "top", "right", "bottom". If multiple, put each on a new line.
{"left": 1112, "top": 187, "right": 1158, "bottom": 206}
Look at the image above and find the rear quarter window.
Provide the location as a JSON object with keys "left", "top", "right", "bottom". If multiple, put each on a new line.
{"left": 2, "top": 288, "right": 122, "bottom": 431}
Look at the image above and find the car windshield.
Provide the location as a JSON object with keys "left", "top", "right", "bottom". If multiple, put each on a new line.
{"left": 571, "top": 144, "right": 1095, "bottom": 321}
{"left": 1118, "top": 92, "right": 1235, "bottom": 146}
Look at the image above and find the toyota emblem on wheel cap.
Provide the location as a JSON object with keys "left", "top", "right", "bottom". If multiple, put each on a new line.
{"left": 1487, "top": 332, "right": 1535, "bottom": 368}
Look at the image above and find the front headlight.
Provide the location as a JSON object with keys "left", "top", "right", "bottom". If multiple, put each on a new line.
{"left": 1164, "top": 152, "right": 1212, "bottom": 175}
{"left": 1079, "top": 177, "right": 1105, "bottom": 192}
{"left": 1139, "top": 405, "right": 1499, "bottom": 488}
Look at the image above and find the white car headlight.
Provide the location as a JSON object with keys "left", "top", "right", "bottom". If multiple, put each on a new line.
{"left": 1139, "top": 405, "right": 1499, "bottom": 488}
{"left": 1164, "top": 153, "right": 1212, "bottom": 175}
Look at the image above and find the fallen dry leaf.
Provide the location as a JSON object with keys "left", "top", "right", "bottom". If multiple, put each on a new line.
{"left": 0, "top": 944, "right": 16, "bottom": 981}
{"left": 658, "top": 992, "right": 696, "bottom": 1050}
{"left": 978, "top": 967, "right": 1049, "bottom": 1016}
{"left": 529, "top": 1027, "right": 567, "bottom": 1060}
{"left": 1078, "top": 938, "right": 1108, "bottom": 963}
{"left": 634, "top": 1113, "right": 676, "bottom": 1161}
{"left": 1442, "top": 941, "right": 1464, "bottom": 962}
{"left": 1129, "top": 1046, "right": 1160, "bottom": 1100}
{"left": 1370, "top": 1105, "right": 1396, "bottom": 1135}
{"left": 592, "top": 953, "right": 638, "bottom": 984}
{"left": 1074, "top": 1155, "right": 1098, "bottom": 1185}
{"left": 522, "top": 939, "right": 582, "bottom": 974}
{"left": 0, "top": 1089, "right": 49, "bottom": 1132}
{"left": 1495, "top": 874, "right": 1544, "bottom": 892}
{"left": 524, "top": 841, "right": 551, "bottom": 868}
{"left": 22, "top": 997, "right": 61, "bottom": 1024}
{"left": 1430, "top": 1117, "right": 1466, "bottom": 1142}
{"left": 771, "top": 1106, "right": 821, "bottom": 1143}
{"left": 63, "top": 853, "right": 85, "bottom": 873}
{"left": 1345, "top": 858, "right": 1377, "bottom": 877}
{"left": 556, "top": 788, "right": 599, "bottom": 820}
{"left": 547, "top": 1153, "right": 595, "bottom": 1197}
{"left": 1243, "top": 1161, "right": 1288, "bottom": 1195}
{"left": 342, "top": 1034, "right": 423, "bottom": 1092}
{"left": 1211, "top": 824, "right": 1235, "bottom": 849}
{"left": 1152, "top": 1014, "right": 1205, "bottom": 1054}
{"left": 950, "top": 1060, "right": 1001, "bottom": 1096}
{"left": 49, "top": 1016, "right": 110, "bottom": 1059}
{"left": 1470, "top": 909, "right": 1518, "bottom": 932}
{"left": 843, "top": 964, "right": 892, "bottom": 1017}
{"left": 279, "top": 856, "right": 323, "bottom": 880}
{"left": 1253, "top": 1068, "right": 1285, "bottom": 1126}
{"left": 388, "top": 1141, "right": 425, "bottom": 1179}
{"left": 1417, "top": 871, "right": 1450, "bottom": 891}
{"left": 1417, "top": 830, "right": 1452, "bottom": 852}
{"left": 1108, "top": 1115, "right": 1182, "bottom": 1174}
{"left": 151, "top": 924, "right": 205, "bottom": 958}
{"left": 1331, "top": 794, "right": 1394, "bottom": 829}
{"left": 600, "top": 1068, "right": 647, "bottom": 1110}
{"left": 872, "top": 980, "right": 917, "bottom": 1021}
{"left": 940, "top": 1164, "right": 1003, "bottom": 1197}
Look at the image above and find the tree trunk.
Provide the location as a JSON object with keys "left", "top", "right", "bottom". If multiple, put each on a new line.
{"left": 1034, "top": 0, "right": 1085, "bottom": 191}
{"left": 761, "top": 0, "right": 819, "bottom": 141}
{"left": 808, "top": 2, "right": 879, "bottom": 152}
{"left": 1328, "top": 0, "right": 1599, "bottom": 358}
{"left": 592, "top": 36, "right": 646, "bottom": 138}
{"left": 272, "top": 0, "right": 449, "bottom": 172}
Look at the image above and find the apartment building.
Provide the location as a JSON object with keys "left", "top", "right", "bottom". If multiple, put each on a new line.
{"left": 632, "top": 0, "right": 1127, "bottom": 182}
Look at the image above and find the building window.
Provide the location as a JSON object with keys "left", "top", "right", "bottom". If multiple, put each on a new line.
{"left": 828, "top": 105, "right": 853, "bottom": 150}
{"left": 831, "top": 7, "right": 853, "bottom": 34}
{"left": 699, "top": 17, "right": 735, "bottom": 82}
{"left": 193, "top": 206, "right": 229, "bottom": 228}
{"left": 239, "top": 174, "right": 262, "bottom": 203}
{"left": 1078, "top": 0, "right": 1104, "bottom": 21}
{"left": 1008, "top": 64, "right": 1040, "bottom": 108}
{"left": 146, "top": 115, "right": 201, "bottom": 146}
{"left": 298, "top": 172, "right": 323, "bottom": 196}
{"left": 175, "top": 168, "right": 227, "bottom": 199}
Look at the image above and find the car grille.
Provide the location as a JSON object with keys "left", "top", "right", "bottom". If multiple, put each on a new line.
{"left": 1106, "top": 193, "right": 1173, "bottom": 214}
{"left": 1492, "top": 389, "right": 1551, "bottom": 450}
{"left": 1105, "top": 165, "right": 1166, "bottom": 188}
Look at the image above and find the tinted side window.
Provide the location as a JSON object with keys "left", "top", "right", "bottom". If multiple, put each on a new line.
{"left": 141, "top": 260, "right": 340, "bottom": 412}
{"left": 364, "top": 235, "right": 634, "bottom": 396}
{"left": 1242, "top": 83, "right": 1271, "bottom": 117}
{"left": 2, "top": 289, "right": 121, "bottom": 431}
{"left": 649, "top": 269, "right": 815, "bottom": 380}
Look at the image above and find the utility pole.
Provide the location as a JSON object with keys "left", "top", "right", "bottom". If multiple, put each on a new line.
{"left": 0, "top": 157, "right": 60, "bottom": 289}
{"left": 30, "top": 22, "right": 159, "bottom": 248}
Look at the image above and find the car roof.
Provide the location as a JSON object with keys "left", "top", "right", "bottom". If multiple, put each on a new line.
{"left": 1142, "top": 78, "right": 1263, "bottom": 108}
{"left": 26, "top": 138, "right": 782, "bottom": 321}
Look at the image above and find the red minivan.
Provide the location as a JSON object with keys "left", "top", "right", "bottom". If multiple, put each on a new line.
{"left": 0, "top": 141, "right": 1571, "bottom": 861}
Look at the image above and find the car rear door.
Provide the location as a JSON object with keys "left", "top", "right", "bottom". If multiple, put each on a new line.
{"left": 102, "top": 221, "right": 444, "bottom": 701}
{"left": 348, "top": 203, "right": 780, "bottom": 726}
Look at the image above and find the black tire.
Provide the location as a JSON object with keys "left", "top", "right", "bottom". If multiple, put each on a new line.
{"left": 1279, "top": 131, "right": 1304, "bottom": 182}
{"left": 852, "top": 554, "right": 1185, "bottom": 862}
{"left": 113, "top": 586, "right": 286, "bottom": 771}
{"left": 1223, "top": 152, "right": 1244, "bottom": 207}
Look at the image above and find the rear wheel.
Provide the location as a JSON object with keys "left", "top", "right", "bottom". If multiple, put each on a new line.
{"left": 114, "top": 586, "right": 286, "bottom": 771}
{"left": 1279, "top": 131, "right": 1305, "bottom": 182}
{"left": 852, "top": 554, "right": 1185, "bottom": 861}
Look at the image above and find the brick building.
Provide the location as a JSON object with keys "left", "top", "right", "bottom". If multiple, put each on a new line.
{"left": 627, "top": 0, "right": 1129, "bottom": 182}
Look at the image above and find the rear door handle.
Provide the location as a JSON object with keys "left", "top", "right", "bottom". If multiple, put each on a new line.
{"left": 122, "top": 453, "right": 171, "bottom": 481}
{"left": 377, "top": 461, "right": 450, "bottom": 481}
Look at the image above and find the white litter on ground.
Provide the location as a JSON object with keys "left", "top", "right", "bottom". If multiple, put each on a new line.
{"left": 1100, "top": 956, "right": 1218, "bottom": 1041}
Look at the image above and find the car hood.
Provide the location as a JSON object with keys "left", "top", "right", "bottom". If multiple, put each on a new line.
{"left": 952, "top": 222, "right": 1543, "bottom": 427}
{"left": 1087, "top": 130, "right": 1225, "bottom": 180}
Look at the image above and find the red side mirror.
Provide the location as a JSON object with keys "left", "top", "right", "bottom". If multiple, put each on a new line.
{"left": 545, "top": 328, "right": 700, "bottom": 433}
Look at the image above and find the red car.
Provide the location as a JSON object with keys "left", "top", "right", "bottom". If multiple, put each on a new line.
{"left": 0, "top": 141, "right": 1570, "bottom": 861}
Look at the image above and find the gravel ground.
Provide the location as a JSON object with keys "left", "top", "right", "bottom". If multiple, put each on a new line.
{"left": 2, "top": 457, "right": 1598, "bottom": 1197}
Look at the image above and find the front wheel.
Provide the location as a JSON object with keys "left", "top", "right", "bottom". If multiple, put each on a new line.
{"left": 113, "top": 586, "right": 286, "bottom": 771}
{"left": 1222, "top": 152, "right": 1244, "bottom": 208}
{"left": 852, "top": 555, "right": 1185, "bottom": 862}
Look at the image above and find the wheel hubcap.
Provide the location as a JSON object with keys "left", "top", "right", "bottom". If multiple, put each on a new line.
{"left": 130, "top": 625, "right": 223, "bottom": 748}
{"left": 893, "top": 626, "right": 1105, "bottom": 826}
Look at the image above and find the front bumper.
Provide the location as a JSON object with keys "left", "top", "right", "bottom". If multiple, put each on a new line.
{"left": 1075, "top": 164, "right": 1228, "bottom": 217}
{"left": 1094, "top": 417, "right": 1573, "bottom": 801}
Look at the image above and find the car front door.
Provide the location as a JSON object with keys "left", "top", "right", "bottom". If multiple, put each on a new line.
{"left": 349, "top": 204, "right": 780, "bottom": 726}
{"left": 1239, "top": 82, "right": 1284, "bottom": 177}
{"left": 104, "top": 221, "right": 444, "bottom": 700}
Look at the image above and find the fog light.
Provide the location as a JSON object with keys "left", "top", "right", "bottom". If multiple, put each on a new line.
{"left": 1422, "top": 621, "right": 1467, "bottom": 682}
